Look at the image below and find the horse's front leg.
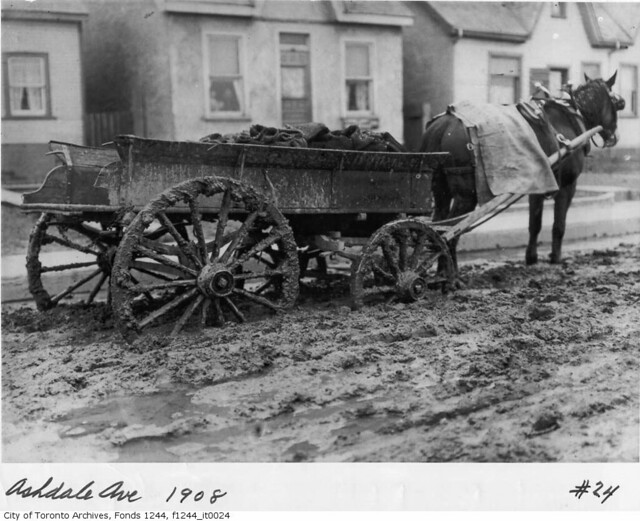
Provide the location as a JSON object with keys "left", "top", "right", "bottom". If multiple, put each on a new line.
{"left": 550, "top": 181, "right": 577, "bottom": 264}
{"left": 526, "top": 194, "right": 544, "bottom": 265}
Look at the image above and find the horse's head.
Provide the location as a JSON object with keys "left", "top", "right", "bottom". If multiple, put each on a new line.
{"left": 574, "top": 72, "right": 625, "bottom": 147}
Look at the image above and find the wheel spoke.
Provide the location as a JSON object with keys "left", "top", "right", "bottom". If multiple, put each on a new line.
{"left": 138, "top": 287, "right": 200, "bottom": 328}
{"left": 220, "top": 210, "right": 260, "bottom": 264}
{"left": 409, "top": 234, "right": 428, "bottom": 269}
{"left": 187, "top": 196, "right": 208, "bottom": 262}
{"left": 223, "top": 296, "right": 246, "bottom": 323}
{"left": 134, "top": 243, "right": 198, "bottom": 277}
{"left": 131, "top": 279, "right": 196, "bottom": 293}
{"left": 44, "top": 233, "right": 100, "bottom": 256}
{"left": 140, "top": 237, "right": 181, "bottom": 257}
{"left": 233, "top": 267, "right": 286, "bottom": 280}
{"left": 212, "top": 298, "right": 225, "bottom": 326}
{"left": 397, "top": 232, "right": 409, "bottom": 271}
{"left": 156, "top": 212, "right": 203, "bottom": 267}
{"left": 200, "top": 299, "right": 211, "bottom": 328}
{"left": 51, "top": 268, "right": 103, "bottom": 304}
{"left": 40, "top": 261, "right": 99, "bottom": 273}
{"left": 211, "top": 188, "right": 233, "bottom": 261}
{"left": 362, "top": 285, "right": 396, "bottom": 296}
{"left": 232, "top": 227, "right": 285, "bottom": 267}
{"left": 232, "top": 287, "right": 279, "bottom": 311}
{"left": 370, "top": 260, "right": 395, "bottom": 283}
{"left": 415, "top": 251, "right": 443, "bottom": 275}
{"left": 380, "top": 237, "right": 400, "bottom": 276}
{"left": 87, "top": 273, "right": 108, "bottom": 304}
{"left": 130, "top": 261, "right": 180, "bottom": 282}
{"left": 171, "top": 295, "right": 204, "bottom": 336}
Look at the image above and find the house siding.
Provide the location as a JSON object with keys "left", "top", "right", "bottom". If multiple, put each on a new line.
{"left": 166, "top": 9, "right": 405, "bottom": 141}
{"left": 2, "top": 18, "right": 85, "bottom": 183}
{"left": 402, "top": 2, "right": 454, "bottom": 151}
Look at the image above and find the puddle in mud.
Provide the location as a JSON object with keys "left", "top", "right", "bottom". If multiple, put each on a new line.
{"left": 52, "top": 386, "right": 404, "bottom": 461}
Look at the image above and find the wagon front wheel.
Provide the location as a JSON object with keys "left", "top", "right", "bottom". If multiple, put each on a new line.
{"left": 111, "top": 176, "right": 299, "bottom": 342}
{"left": 350, "top": 219, "right": 454, "bottom": 310}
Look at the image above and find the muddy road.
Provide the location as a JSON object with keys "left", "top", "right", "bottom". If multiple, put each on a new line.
{"left": 2, "top": 243, "right": 639, "bottom": 463}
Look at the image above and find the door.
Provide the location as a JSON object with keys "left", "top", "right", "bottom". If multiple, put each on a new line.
{"left": 280, "top": 33, "right": 312, "bottom": 125}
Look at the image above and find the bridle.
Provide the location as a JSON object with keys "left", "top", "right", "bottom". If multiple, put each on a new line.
{"left": 571, "top": 80, "right": 623, "bottom": 148}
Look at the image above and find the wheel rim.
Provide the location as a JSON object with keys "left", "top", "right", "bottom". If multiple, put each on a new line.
{"left": 350, "top": 219, "right": 453, "bottom": 310}
{"left": 26, "top": 213, "right": 119, "bottom": 310}
{"left": 111, "top": 177, "right": 299, "bottom": 340}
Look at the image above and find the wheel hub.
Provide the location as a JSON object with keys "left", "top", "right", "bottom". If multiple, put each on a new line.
{"left": 396, "top": 272, "right": 427, "bottom": 302}
{"left": 197, "top": 263, "right": 235, "bottom": 297}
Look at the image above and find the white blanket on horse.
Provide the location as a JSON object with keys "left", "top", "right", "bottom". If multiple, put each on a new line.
{"left": 446, "top": 100, "right": 558, "bottom": 204}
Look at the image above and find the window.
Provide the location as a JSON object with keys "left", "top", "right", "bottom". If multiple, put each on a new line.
{"left": 582, "top": 62, "right": 601, "bottom": 80}
{"left": 4, "top": 53, "right": 49, "bottom": 117}
{"left": 280, "top": 33, "right": 312, "bottom": 125}
{"left": 345, "top": 42, "right": 373, "bottom": 113}
{"left": 549, "top": 68, "right": 568, "bottom": 97}
{"left": 619, "top": 64, "right": 638, "bottom": 117}
{"left": 551, "top": 3, "right": 566, "bottom": 18}
{"left": 205, "top": 34, "right": 244, "bottom": 117}
{"left": 489, "top": 55, "right": 521, "bottom": 104}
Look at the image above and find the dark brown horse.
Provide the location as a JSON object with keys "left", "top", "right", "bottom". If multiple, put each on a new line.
{"left": 420, "top": 73, "right": 624, "bottom": 278}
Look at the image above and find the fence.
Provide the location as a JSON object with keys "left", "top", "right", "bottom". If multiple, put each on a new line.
{"left": 85, "top": 111, "right": 134, "bottom": 146}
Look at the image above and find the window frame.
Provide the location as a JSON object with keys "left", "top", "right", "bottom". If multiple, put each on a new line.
{"left": 202, "top": 32, "right": 247, "bottom": 120}
{"left": 2, "top": 52, "right": 52, "bottom": 119}
{"left": 342, "top": 39, "right": 376, "bottom": 117}
{"left": 550, "top": 2, "right": 567, "bottom": 19}
{"left": 548, "top": 67, "right": 569, "bottom": 97}
{"left": 488, "top": 53, "right": 522, "bottom": 105}
{"left": 618, "top": 63, "right": 638, "bottom": 118}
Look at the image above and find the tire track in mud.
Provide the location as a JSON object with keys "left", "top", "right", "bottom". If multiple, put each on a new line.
{"left": 2, "top": 243, "right": 639, "bottom": 462}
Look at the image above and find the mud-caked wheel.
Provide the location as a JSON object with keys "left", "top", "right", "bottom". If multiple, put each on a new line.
{"left": 350, "top": 219, "right": 454, "bottom": 310}
{"left": 26, "top": 213, "right": 121, "bottom": 310}
{"left": 111, "top": 176, "right": 299, "bottom": 342}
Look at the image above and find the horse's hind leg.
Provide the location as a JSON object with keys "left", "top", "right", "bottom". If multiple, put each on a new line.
{"left": 550, "top": 181, "right": 577, "bottom": 264}
{"left": 432, "top": 167, "right": 453, "bottom": 276}
{"left": 526, "top": 194, "right": 544, "bottom": 265}
{"left": 448, "top": 193, "right": 477, "bottom": 283}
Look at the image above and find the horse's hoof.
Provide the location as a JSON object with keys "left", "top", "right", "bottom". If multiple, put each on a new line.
{"left": 548, "top": 254, "right": 561, "bottom": 264}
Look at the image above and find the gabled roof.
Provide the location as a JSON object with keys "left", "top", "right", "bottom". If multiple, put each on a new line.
{"left": 578, "top": 2, "right": 639, "bottom": 48}
{"left": 331, "top": 0, "right": 414, "bottom": 26}
{"left": 422, "top": 1, "right": 638, "bottom": 48}
{"left": 422, "top": 1, "right": 542, "bottom": 43}
{"left": 1, "top": 0, "right": 88, "bottom": 21}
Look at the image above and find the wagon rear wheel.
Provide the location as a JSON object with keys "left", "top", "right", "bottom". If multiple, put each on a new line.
{"left": 26, "top": 213, "right": 120, "bottom": 310}
{"left": 111, "top": 176, "right": 299, "bottom": 342}
{"left": 350, "top": 219, "right": 453, "bottom": 310}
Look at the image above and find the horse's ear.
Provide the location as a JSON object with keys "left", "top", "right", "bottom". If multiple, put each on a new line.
{"left": 584, "top": 72, "right": 592, "bottom": 82}
{"left": 606, "top": 71, "right": 617, "bottom": 88}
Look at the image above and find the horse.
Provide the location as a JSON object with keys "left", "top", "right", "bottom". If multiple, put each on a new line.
{"left": 420, "top": 72, "right": 624, "bottom": 280}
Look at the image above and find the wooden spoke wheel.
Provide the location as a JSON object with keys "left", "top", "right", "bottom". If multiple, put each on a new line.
{"left": 111, "top": 176, "right": 299, "bottom": 342}
{"left": 26, "top": 213, "right": 121, "bottom": 310}
{"left": 350, "top": 219, "right": 454, "bottom": 310}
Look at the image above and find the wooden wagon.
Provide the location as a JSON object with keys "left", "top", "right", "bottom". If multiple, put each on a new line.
{"left": 22, "top": 135, "right": 456, "bottom": 341}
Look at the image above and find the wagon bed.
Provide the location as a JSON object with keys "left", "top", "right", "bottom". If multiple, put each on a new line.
{"left": 22, "top": 135, "right": 454, "bottom": 341}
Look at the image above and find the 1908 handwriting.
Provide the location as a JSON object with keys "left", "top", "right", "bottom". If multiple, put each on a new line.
{"left": 5, "top": 477, "right": 228, "bottom": 506}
